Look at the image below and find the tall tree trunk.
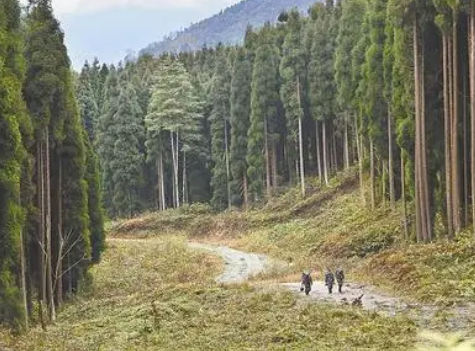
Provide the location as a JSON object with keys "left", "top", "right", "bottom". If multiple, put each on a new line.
{"left": 243, "top": 174, "right": 248, "bottom": 209}
{"left": 182, "top": 151, "right": 188, "bottom": 205}
{"left": 38, "top": 139, "right": 47, "bottom": 326}
{"left": 401, "top": 153, "right": 409, "bottom": 240}
{"left": 159, "top": 145, "right": 166, "bottom": 210}
{"left": 175, "top": 131, "right": 180, "bottom": 208}
{"left": 333, "top": 129, "right": 338, "bottom": 174}
{"left": 370, "top": 139, "right": 375, "bottom": 210}
{"left": 316, "top": 121, "right": 323, "bottom": 185}
{"left": 56, "top": 157, "right": 63, "bottom": 306}
{"left": 297, "top": 77, "right": 305, "bottom": 198}
{"left": 470, "top": 2, "right": 475, "bottom": 238}
{"left": 444, "top": 34, "right": 454, "bottom": 238}
{"left": 224, "top": 120, "right": 231, "bottom": 209}
{"left": 322, "top": 120, "right": 329, "bottom": 185}
{"left": 463, "top": 61, "right": 469, "bottom": 227}
{"left": 355, "top": 114, "right": 365, "bottom": 204}
{"left": 388, "top": 107, "right": 395, "bottom": 208}
{"left": 382, "top": 160, "right": 387, "bottom": 207}
{"left": 414, "top": 17, "right": 423, "bottom": 242}
{"left": 344, "top": 114, "right": 350, "bottom": 170}
{"left": 272, "top": 142, "right": 278, "bottom": 189}
{"left": 420, "top": 38, "right": 432, "bottom": 242}
{"left": 20, "top": 228, "right": 29, "bottom": 330}
{"left": 45, "top": 133, "right": 55, "bottom": 321}
{"left": 264, "top": 117, "right": 271, "bottom": 198}
{"left": 170, "top": 132, "right": 176, "bottom": 208}
{"left": 452, "top": 13, "right": 461, "bottom": 234}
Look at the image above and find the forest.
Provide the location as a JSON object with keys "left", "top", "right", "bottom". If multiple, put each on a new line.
{"left": 0, "top": 0, "right": 105, "bottom": 330}
{"left": 85, "top": 0, "right": 475, "bottom": 244}
{"left": 1, "top": 0, "right": 475, "bottom": 335}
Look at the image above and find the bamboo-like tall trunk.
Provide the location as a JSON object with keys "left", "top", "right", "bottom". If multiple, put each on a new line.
{"left": 322, "top": 120, "right": 329, "bottom": 185}
{"left": 470, "top": 2, "right": 475, "bottom": 238}
{"left": 316, "top": 121, "right": 323, "bottom": 185}
{"left": 388, "top": 107, "right": 395, "bottom": 208}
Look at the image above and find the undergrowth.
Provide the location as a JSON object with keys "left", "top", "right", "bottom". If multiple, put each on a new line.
{"left": 1, "top": 236, "right": 417, "bottom": 351}
{"left": 111, "top": 171, "right": 475, "bottom": 306}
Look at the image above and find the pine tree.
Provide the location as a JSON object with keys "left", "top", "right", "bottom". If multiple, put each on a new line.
{"left": 230, "top": 48, "right": 252, "bottom": 207}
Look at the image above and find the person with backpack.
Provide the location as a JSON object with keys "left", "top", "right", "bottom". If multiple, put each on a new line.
{"left": 300, "top": 272, "right": 313, "bottom": 295}
{"left": 335, "top": 268, "right": 345, "bottom": 293}
{"left": 325, "top": 270, "right": 335, "bottom": 294}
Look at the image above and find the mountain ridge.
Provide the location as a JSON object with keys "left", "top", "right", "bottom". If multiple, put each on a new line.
{"left": 140, "top": 0, "right": 317, "bottom": 56}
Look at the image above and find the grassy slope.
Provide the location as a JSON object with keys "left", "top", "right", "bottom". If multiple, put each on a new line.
{"left": 1, "top": 236, "right": 416, "bottom": 350}
{"left": 113, "top": 171, "right": 475, "bottom": 307}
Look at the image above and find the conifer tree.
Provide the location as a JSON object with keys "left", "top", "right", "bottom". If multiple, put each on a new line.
{"left": 210, "top": 49, "right": 232, "bottom": 209}
{"left": 0, "top": 0, "right": 29, "bottom": 328}
{"left": 247, "top": 25, "right": 281, "bottom": 201}
{"left": 97, "top": 66, "right": 120, "bottom": 216}
{"left": 280, "top": 10, "right": 306, "bottom": 197}
{"left": 111, "top": 82, "right": 145, "bottom": 217}
{"left": 230, "top": 48, "right": 252, "bottom": 206}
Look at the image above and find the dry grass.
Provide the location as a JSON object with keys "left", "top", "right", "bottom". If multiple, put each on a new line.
{"left": 1, "top": 235, "right": 417, "bottom": 351}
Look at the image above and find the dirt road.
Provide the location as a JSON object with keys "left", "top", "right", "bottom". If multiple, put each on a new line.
{"left": 189, "top": 242, "right": 269, "bottom": 283}
{"left": 190, "top": 242, "right": 407, "bottom": 314}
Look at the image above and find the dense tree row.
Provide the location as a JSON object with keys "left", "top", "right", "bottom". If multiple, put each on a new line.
{"left": 0, "top": 0, "right": 105, "bottom": 329}
{"left": 86, "top": 0, "right": 475, "bottom": 245}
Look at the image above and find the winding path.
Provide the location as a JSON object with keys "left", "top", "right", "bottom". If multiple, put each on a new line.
{"left": 189, "top": 242, "right": 406, "bottom": 314}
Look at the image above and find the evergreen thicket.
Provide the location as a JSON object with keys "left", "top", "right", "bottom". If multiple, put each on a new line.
{"left": 0, "top": 0, "right": 105, "bottom": 329}
{"left": 85, "top": 0, "right": 475, "bottom": 248}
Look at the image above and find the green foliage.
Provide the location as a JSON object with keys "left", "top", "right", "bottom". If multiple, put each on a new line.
{"left": 247, "top": 26, "right": 280, "bottom": 199}
{"left": 84, "top": 135, "right": 105, "bottom": 263}
{"left": 0, "top": 0, "right": 30, "bottom": 328}
{"left": 209, "top": 50, "right": 232, "bottom": 209}
{"left": 230, "top": 48, "right": 252, "bottom": 206}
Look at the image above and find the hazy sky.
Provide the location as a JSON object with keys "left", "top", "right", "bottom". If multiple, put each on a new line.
{"left": 23, "top": 0, "right": 240, "bottom": 69}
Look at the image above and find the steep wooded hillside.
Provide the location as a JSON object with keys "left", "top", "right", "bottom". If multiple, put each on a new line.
{"left": 140, "top": 0, "right": 317, "bottom": 55}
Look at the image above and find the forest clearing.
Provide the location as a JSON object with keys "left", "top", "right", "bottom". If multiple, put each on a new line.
{"left": 2, "top": 174, "right": 474, "bottom": 350}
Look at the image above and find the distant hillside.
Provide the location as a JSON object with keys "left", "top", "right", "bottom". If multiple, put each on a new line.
{"left": 140, "top": 0, "right": 317, "bottom": 56}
